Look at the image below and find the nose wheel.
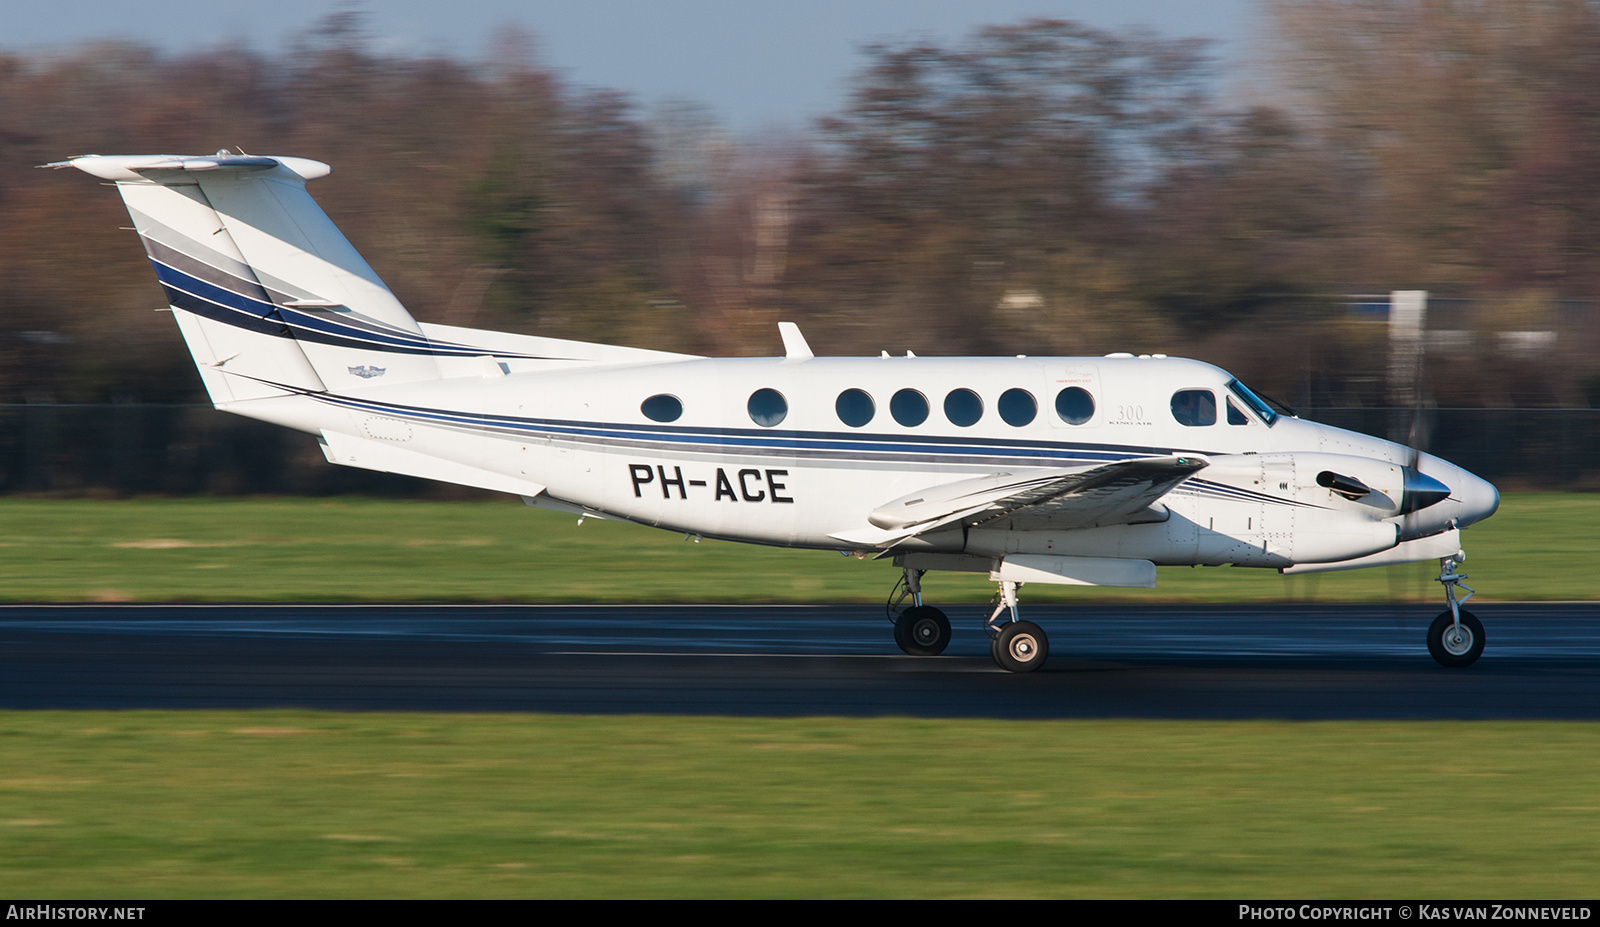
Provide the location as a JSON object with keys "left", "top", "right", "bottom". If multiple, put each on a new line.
{"left": 1428, "top": 608, "right": 1484, "bottom": 668}
{"left": 1429, "top": 555, "right": 1484, "bottom": 667}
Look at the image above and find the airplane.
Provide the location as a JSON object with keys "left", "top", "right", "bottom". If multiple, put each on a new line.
{"left": 46, "top": 151, "right": 1501, "bottom": 672}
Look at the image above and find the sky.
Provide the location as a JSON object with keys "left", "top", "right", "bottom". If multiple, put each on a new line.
{"left": 5, "top": 1, "right": 1257, "bottom": 132}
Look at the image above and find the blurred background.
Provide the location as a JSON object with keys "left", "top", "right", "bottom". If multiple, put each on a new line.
{"left": 2, "top": 0, "right": 1598, "bottom": 495}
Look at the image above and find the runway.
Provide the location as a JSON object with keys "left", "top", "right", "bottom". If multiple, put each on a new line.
{"left": 2, "top": 603, "right": 1598, "bottom": 718}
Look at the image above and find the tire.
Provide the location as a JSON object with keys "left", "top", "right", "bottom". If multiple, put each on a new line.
{"left": 993, "top": 620, "right": 1049, "bottom": 673}
{"left": 1427, "top": 609, "right": 1485, "bottom": 668}
{"left": 895, "top": 606, "right": 950, "bottom": 656}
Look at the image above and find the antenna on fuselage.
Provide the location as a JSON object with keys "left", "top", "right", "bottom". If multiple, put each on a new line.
{"left": 778, "top": 321, "right": 813, "bottom": 360}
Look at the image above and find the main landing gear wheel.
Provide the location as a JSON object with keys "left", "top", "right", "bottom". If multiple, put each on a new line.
{"left": 894, "top": 606, "right": 951, "bottom": 656}
{"left": 1428, "top": 608, "right": 1484, "bottom": 668}
{"left": 993, "top": 620, "right": 1049, "bottom": 673}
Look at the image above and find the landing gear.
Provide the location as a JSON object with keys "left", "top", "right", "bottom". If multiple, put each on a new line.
{"left": 885, "top": 570, "right": 1048, "bottom": 672}
{"left": 896, "top": 606, "right": 951, "bottom": 656}
{"left": 983, "top": 579, "right": 1048, "bottom": 673}
{"left": 887, "top": 568, "right": 950, "bottom": 656}
{"left": 1429, "top": 556, "right": 1484, "bottom": 668}
{"left": 1428, "top": 609, "right": 1484, "bottom": 668}
{"left": 993, "top": 620, "right": 1049, "bottom": 673}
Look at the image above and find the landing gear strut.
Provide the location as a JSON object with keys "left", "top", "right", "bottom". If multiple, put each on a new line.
{"left": 1429, "top": 555, "right": 1484, "bottom": 668}
{"left": 984, "top": 579, "right": 1048, "bottom": 673}
{"left": 887, "top": 568, "right": 950, "bottom": 656}
{"left": 885, "top": 571, "right": 1048, "bottom": 672}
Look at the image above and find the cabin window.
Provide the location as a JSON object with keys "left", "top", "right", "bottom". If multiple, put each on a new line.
{"left": 998, "top": 388, "right": 1037, "bottom": 426}
{"left": 835, "top": 388, "right": 875, "bottom": 428}
{"left": 943, "top": 388, "right": 983, "bottom": 427}
{"left": 1054, "top": 387, "right": 1094, "bottom": 425}
{"left": 640, "top": 394, "right": 683, "bottom": 423}
{"left": 1171, "top": 389, "right": 1216, "bottom": 426}
{"left": 1227, "top": 399, "right": 1249, "bottom": 425}
{"left": 890, "top": 389, "right": 929, "bottom": 427}
{"left": 747, "top": 388, "right": 788, "bottom": 427}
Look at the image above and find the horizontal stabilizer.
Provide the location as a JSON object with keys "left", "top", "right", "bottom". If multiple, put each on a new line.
{"left": 43, "top": 153, "right": 330, "bottom": 182}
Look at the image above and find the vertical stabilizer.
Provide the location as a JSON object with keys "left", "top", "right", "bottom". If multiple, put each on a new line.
{"left": 116, "top": 179, "right": 327, "bottom": 403}
{"left": 54, "top": 154, "right": 441, "bottom": 403}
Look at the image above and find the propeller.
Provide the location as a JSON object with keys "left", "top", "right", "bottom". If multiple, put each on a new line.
{"left": 1396, "top": 305, "right": 1447, "bottom": 528}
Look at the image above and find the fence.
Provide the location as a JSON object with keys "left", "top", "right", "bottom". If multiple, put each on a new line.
{"left": 0, "top": 404, "right": 1595, "bottom": 496}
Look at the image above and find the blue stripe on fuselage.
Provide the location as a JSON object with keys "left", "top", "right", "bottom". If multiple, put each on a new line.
{"left": 311, "top": 390, "right": 1217, "bottom": 467}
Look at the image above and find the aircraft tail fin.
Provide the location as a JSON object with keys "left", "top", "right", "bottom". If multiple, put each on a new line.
{"left": 53, "top": 153, "right": 441, "bottom": 403}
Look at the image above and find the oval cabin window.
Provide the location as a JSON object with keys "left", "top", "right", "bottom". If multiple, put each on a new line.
{"left": 1055, "top": 387, "right": 1095, "bottom": 425}
{"left": 944, "top": 389, "right": 983, "bottom": 427}
{"left": 835, "top": 388, "right": 875, "bottom": 428}
{"left": 747, "top": 388, "right": 789, "bottom": 427}
{"left": 641, "top": 394, "right": 683, "bottom": 423}
{"left": 998, "top": 388, "right": 1037, "bottom": 426}
{"left": 890, "top": 389, "right": 929, "bottom": 427}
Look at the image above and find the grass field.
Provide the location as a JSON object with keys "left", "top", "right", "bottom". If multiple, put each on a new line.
{"left": 2, "top": 494, "right": 1596, "bottom": 898}
{"left": 2, "top": 711, "right": 1598, "bottom": 898}
{"left": 0, "top": 491, "right": 1595, "bottom": 603}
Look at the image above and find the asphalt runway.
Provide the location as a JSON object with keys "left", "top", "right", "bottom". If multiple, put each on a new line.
{"left": 2, "top": 603, "right": 1598, "bottom": 719}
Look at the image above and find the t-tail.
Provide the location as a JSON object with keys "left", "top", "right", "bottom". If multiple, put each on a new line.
{"left": 45, "top": 152, "right": 451, "bottom": 405}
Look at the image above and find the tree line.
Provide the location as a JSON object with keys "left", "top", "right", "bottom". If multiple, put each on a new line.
{"left": 3, "top": 2, "right": 1598, "bottom": 412}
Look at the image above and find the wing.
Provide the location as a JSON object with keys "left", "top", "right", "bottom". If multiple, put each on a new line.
{"left": 829, "top": 455, "right": 1208, "bottom": 548}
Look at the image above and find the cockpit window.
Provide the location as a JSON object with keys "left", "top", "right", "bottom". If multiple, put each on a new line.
{"left": 1171, "top": 389, "right": 1216, "bottom": 427}
{"left": 1226, "top": 378, "right": 1278, "bottom": 426}
{"left": 1227, "top": 399, "right": 1249, "bottom": 426}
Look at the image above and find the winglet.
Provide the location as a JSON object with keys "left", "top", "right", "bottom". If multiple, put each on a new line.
{"left": 778, "top": 321, "right": 813, "bottom": 360}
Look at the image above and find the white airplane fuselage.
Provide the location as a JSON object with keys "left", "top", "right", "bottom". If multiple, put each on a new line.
{"left": 50, "top": 151, "right": 1502, "bottom": 671}
{"left": 237, "top": 351, "right": 1498, "bottom": 571}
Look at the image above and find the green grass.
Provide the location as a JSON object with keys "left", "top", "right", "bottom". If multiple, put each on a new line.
{"left": 1, "top": 499, "right": 1595, "bottom": 898}
{"left": 0, "top": 492, "right": 1594, "bottom": 602}
{"left": 1, "top": 711, "right": 1597, "bottom": 898}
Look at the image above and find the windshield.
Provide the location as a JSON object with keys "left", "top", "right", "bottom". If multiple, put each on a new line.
{"left": 1226, "top": 378, "right": 1278, "bottom": 426}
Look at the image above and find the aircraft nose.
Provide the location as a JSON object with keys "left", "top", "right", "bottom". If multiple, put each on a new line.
{"left": 1453, "top": 469, "right": 1500, "bottom": 528}
{"left": 1417, "top": 453, "right": 1500, "bottom": 529}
